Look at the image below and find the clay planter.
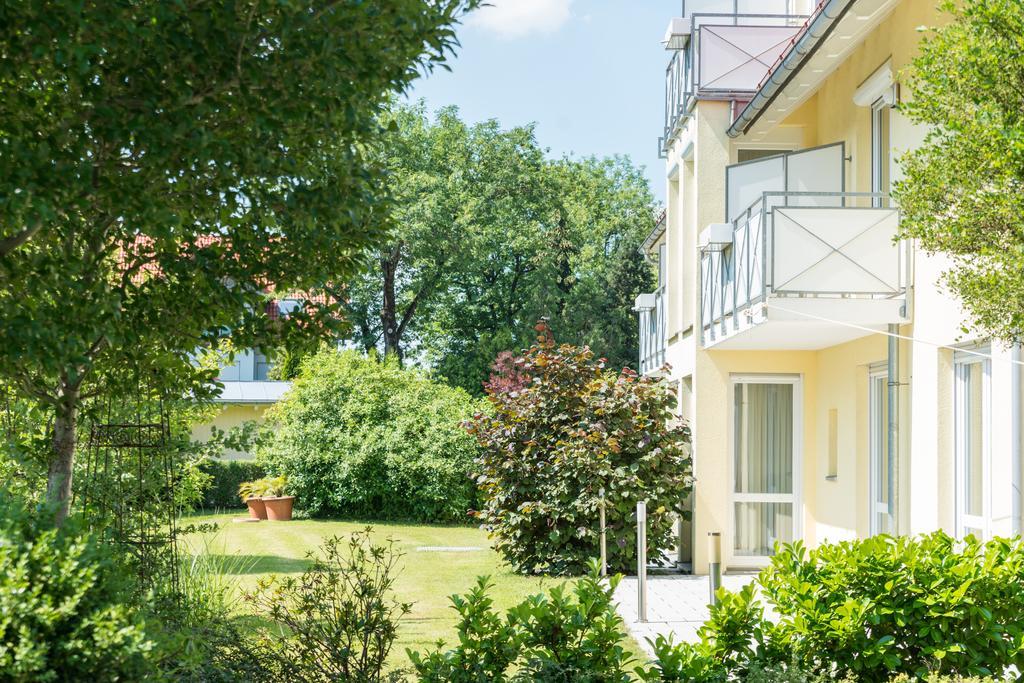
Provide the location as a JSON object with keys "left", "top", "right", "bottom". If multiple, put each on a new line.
{"left": 245, "top": 497, "right": 268, "bottom": 520}
{"left": 263, "top": 496, "right": 295, "bottom": 521}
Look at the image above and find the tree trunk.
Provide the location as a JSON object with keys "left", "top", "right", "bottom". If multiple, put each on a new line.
{"left": 380, "top": 248, "right": 403, "bottom": 362}
{"left": 46, "top": 382, "right": 80, "bottom": 526}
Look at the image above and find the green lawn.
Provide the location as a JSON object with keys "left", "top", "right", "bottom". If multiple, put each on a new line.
{"left": 185, "top": 512, "right": 645, "bottom": 670}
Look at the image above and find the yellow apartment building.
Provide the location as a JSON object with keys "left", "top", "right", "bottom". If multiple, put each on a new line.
{"left": 636, "top": 0, "right": 1024, "bottom": 573}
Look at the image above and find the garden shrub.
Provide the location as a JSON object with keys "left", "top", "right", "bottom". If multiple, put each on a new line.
{"left": 651, "top": 532, "right": 1024, "bottom": 681}
{"left": 150, "top": 534, "right": 287, "bottom": 682}
{"left": 467, "top": 324, "right": 693, "bottom": 574}
{"left": 198, "top": 458, "right": 267, "bottom": 508}
{"left": 0, "top": 491, "right": 154, "bottom": 681}
{"left": 258, "top": 350, "right": 482, "bottom": 522}
{"left": 409, "top": 562, "right": 637, "bottom": 682}
{"left": 245, "top": 529, "right": 410, "bottom": 682}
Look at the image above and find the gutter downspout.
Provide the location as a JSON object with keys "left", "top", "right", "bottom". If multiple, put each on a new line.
{"left": 888, "top": 324, "right": 899, "bottom": 534}
{"left": 727, "top": 0, "right": 857, "bottom": 138}
{"left": 1013, "top": 345, "right": 1022, "bottom": 535}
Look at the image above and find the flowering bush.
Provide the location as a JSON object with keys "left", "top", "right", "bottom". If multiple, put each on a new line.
{"left": 467, "top": 323, "right": 692, "bottom": 574}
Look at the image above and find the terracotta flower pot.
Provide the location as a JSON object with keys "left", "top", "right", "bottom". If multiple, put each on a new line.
{"left": 245, "top": 497, "right": 268, "bottom": 520}
{"left": 263, "top": 496, "right": 295, "bottom": 521}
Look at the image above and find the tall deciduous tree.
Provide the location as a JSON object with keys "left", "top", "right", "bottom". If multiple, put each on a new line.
{"left": 345, "top": 104, "right": 549, "bottom": 361}
{"left": 347, "top": 105, "right": 656, "bottom": 388}
{"left": 896, "top": 0, "right": 1024, "bottom": 341}
{"left": 0, "top": 0, "right": 478, "bottom": 523}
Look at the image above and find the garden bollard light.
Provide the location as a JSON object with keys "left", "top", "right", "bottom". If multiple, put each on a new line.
{"left": 637, "top": 500, "right": 647, "bottom": 622}
{"left": 708, "top": 531, "right": 722, "bottom": 606}
{"left": 599, "top": 488, "right": 607, "bottom": 578}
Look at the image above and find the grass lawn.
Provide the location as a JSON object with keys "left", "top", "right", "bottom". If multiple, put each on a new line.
{"left": 185, "top": 511, "right": 646, "bottom": 671}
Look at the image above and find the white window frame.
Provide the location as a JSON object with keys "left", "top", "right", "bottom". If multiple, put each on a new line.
{"left": 868, "top": 366, "right": 894, "bottom": 535}
{"left": 729, "top": 374, "right": 803, "bottom": 568}
{"left": 954, "top": 350, "right": 992, "bottom": 540}
{"left": 871, "top": 97, "right": 891, "bottom": 205}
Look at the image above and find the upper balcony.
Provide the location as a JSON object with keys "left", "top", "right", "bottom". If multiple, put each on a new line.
{"left": 660, "top": 1, "right": 805, "bottom": 155}
{"left": 699, "top": 143, "right": 909, "bottom": 350}
{"left": 635, "top": 286, "right": 667, "bottom": 376}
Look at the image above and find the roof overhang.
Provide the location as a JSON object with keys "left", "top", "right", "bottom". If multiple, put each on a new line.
{"left": 213, "top": 380, "right": 292, "bottom": 404}
{"left": 728, "top": 0, "right": 901, "bottom": 140}
{"left": 640, "top": 211, "right": 668, "bottom": 257}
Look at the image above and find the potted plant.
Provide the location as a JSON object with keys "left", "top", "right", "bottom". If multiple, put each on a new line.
{"left": 239, "top": 479, "right": 269, "bottom": 520}
{"left": 262, "top": 475, "right": 295, "bottom": 521}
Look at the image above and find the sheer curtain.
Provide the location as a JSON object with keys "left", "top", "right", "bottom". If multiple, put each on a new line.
{"left": 735, "top": 383, "right": 794, "bottom": 556}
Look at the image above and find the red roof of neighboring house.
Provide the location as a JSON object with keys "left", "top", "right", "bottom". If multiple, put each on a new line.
{"left": 115, "top": 234, "right": 340, "bottom": 317}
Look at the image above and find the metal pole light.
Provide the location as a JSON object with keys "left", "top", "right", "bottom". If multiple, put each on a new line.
{"left": 708, "top": 531, "right": 722, "bottom": 606}
{"left": 599, "top": 488, "right": 607, "bottom": 578}
{"left": 637, "top": 501, "right": 647, "bottom": 623}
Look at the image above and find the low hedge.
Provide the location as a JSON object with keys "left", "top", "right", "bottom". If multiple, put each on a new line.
{"left": 653, "top": 532, "right": 1024, "bottom": 681}
{"left": 198, "top": 459, "right": 266, "bottom": 509}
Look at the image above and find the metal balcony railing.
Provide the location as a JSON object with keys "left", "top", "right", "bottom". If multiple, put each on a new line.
{"left": 661, "top": 9, "right": 805, "bottom": 155}
{"left": 637, "top": 286, "right": 667, "bottom": 375}
{"left": 700, "top": 192, "right": 906, "bottom": 345}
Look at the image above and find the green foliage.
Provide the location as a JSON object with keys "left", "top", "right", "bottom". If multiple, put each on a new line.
{"left": 199, "top": 459, "right": 267, "bottom": 509}
{"left": 259, "top": 350, "right": 482, "bottom": 522}
{"left": 245, "top": 529, "right": 411, "bottom": 682}
{"left": 896, "top": 0, "right": 1024, "bottom": 342}
{"left": 151, "top": 534, "right": 284, "bottom": 682}
{"left": 638, "top": 634, "right": 726, "bottom": 683}
{"left": 0, "top": 0, "right": 480, "bottom": 519}
{"left": 650, "top": 532, "right": 1024, "bottom": 681}
{"left": 468, "top": 326, "right": 693, "bottom": 575}
{"left": 238, "top": 474, "right": 289, "bottom": 500}
{"left": 345, "top": 103, "right": 657, "bottom": 392}
{"left": 0, "top": 491, "right": 154, "bottom": 681}
{"left": 409, "top": 563, "right": 637, "bottom": 682}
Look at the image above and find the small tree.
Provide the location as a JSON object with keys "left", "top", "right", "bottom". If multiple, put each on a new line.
{"left": 467, "top": 323, "right": 692, "bottom": 575}
{"left": 896, "top": 0, "right": 1024, "bottom": 342}
{"left": 0, "top": 0, "right": 479, "bottom": 523}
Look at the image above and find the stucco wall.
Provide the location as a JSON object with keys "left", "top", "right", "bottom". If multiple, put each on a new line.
{"left": 675, "top": 0, "right": 1023, "bottom": 573}
{"left": 190, "top": 403, "right": 271, "bottom": 460}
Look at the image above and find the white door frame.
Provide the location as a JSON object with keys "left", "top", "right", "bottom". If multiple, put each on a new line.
{"left": 729, "top": 373, "right": 803, "bottom": 568}
{"left": 954, "top": 352, "right": 992, "bottom": 540}
{"left": 868, "top": 366, "right": 894, "bottom": 535}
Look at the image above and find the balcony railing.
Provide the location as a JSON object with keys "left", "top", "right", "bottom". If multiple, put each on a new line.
{"left": 661, "top": 7, "right": 805, "bottom": 155}
{"left": 636, "top": 286, "right": 667, "bottom": 375}
{"left": 700, "top": 192, "right": 906, "bottom": 346}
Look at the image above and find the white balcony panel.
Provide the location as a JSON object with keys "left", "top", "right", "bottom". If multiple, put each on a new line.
{"left": 784, "top": 144, "right": 845, "bottom": 200}
{"left": 772, "top": 207, "right": 901, "bottom": 295}
{"left": 699, "top": 25, "right": 802, "bottom": 92}
{"left": 727, "top": 155, "right": 784, "bottom": 222}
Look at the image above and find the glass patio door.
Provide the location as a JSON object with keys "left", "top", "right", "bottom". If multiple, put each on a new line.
{"left": 869, "top": 369, "right": 894, "bottom": 535}
{"left": 954, "top": 351, "right": 991, "bottom": 540}
{"left": 732, "top": 377, "right": 800, "bottom": 563}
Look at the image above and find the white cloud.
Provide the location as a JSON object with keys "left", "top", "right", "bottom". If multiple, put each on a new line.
{"left": 466, "top": 0, "right": 574, "bottom": 40}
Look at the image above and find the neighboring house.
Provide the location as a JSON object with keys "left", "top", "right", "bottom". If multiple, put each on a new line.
{"left": 190, "top": 296, "right": 311, "bottom": 459}
{"left": 639, "top": 0, "right": 1021, "bottom": 574}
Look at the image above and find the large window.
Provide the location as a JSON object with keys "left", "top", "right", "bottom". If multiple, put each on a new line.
{"left": 869, "top": 367, "right": 894, "bottom": 535}
{"left": 732, "top": 376, "right": 800, "bottom": 563}
{"left": 954, "top": 350, "right": 991, "bottom": 540}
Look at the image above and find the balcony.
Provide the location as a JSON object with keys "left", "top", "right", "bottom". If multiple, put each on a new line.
{"left": 660, "top": 3, "right": 805, "bottom": 154}
{"left": 699, "top": 145, "right": 908, "bottom": 349}
{"left": 635, "top": 286, "right": 667, "bottom": 376}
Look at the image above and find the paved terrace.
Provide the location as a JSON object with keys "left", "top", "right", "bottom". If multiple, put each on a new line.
{"left": 612, "top": 573, "right": 758, "bottom": 654}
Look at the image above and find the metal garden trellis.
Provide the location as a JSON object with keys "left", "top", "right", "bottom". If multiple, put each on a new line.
{"left": 76, "top": 378, "right": 181, "bottom": 596}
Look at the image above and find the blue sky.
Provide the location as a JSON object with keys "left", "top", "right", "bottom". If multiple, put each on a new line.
{"left": 406, "top": 0, "right": 677, "bottom": 203}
